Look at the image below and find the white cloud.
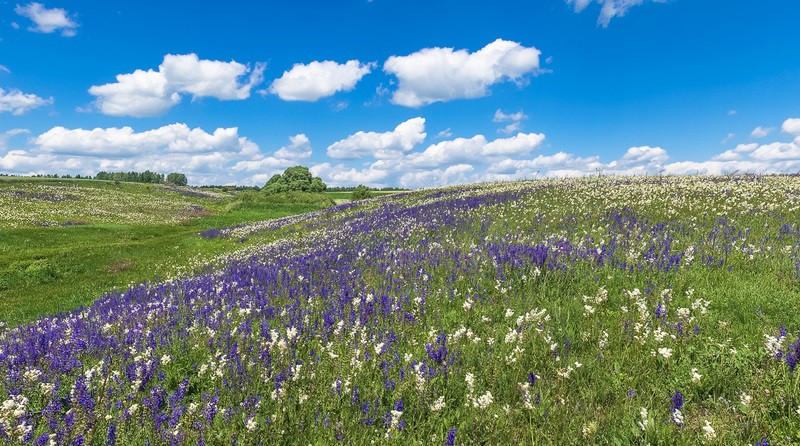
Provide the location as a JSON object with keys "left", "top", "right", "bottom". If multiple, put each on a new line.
{"left": 0, "top": 65, "right": 10, "bottom": 74}
{"left": 436, "top": 128, "right": 453, "bottom": 139}
{"left": 160, "top": 54, "right": 265, "bottom": 100}
{"left": 33, "top": 124, "right": 257, "bottom": 157}
{"left": 617, "top": 145, "right": 668, "bottom": 166}
{"left": 0, "top": 87, "right": 52, "bottom": 115}
{"left": 327, "top": 117, "right": 426, "bottom": 159}
{"left": 274, "top": 134, "right": 312, "bottom": 159}
{"left": 384, "top": 39, "right": 541, "bottom": 107}
{"left": 567, "top": 0, "right": 667, "bottom": 27}
{"left": 493, "top": 109, "right": 526, "bottom": 123}
{"left": 231, "top": 156, "right": 296, "bottom": 173}
{"left": 494, "top": 109, "right": 528, "bottom": 134}
{"left": 89, "top": 54, "right": 265, "bottom": 117}
{"left": 782, "top": 118, "right": 800, "bottom": 136}
{"left": 750, "top": 126, "right": 774, "bottom": 139}
{"left": 399, "top": 164, "right": 475, "bottom": 189}
{"left": 409, "top": 132, "right": 545, "bottom": 167}
{"left": 88, "top": 69, "right": 179, "bottom": 118}
{"left": 0, "top": 129, "right": 30, "bottom": 149}
{"left": 748, "top": 142, "right": 800, "bottom": 161}
{"left": 0, "top": 123, "right": 277, "bottom": 185}
{"left": 310, "top": 162, "right": 389, "bottom": 187}
{"left": 728, "top": 110, "right": 737, "bottom": 116}
{"left": 0, "top": 150, "right": 58, "bottom": 172}
{"left": 721, "top": 133, "right": 734, "bottom": 144}
{"left": 14, "top": 2, "right": 78, "bottom": 36}
{"left": 268, "top": 60, "right": 374, "bottom": 101}
{"left": 499, "top": 122, "right": 523, "bottom": 134}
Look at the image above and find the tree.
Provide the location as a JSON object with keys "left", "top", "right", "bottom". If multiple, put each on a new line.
{"left": 351, "top": 184, "right": 373, "bottom": 201}
{"left": 263, "top": 166, "right": 326, "bottom": 194}
{"left": 166, "top": 173, "right": 188, "bottom": 186}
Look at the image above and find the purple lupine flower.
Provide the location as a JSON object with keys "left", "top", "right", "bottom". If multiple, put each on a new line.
{"left": 105, "top": 421, "right": 117, "bottom": 446}
{"left": 444, "top": 428, "right": 458, "bottom": 446}
{"left": 786, "top": 352, "right": 797, "bottom": 371}
{"left": 670, "top": 391, "right": 685, "bottom": 425}
{"left": 655, "top": 303, "right": 666, "bottom": 319}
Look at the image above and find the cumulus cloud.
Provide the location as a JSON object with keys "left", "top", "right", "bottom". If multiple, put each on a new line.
{"left": 327, "top": 117, "right": 426, "bottom": 159}
{"left": 0, "top": 87, "right": 52, "bottom": 115}
{"left": 274, "top": 134, "right": 312, "bottom": 159}
{"left": 310, "top": 162, "right": 389, "bottom": 187}
{"left": 409, "top": 132, "right": 545, "bottom": 167}
{"left": 0, "top": 123, "right": 279, "bottom": 185}
{"left": 14, "top": 2, "right": 78, "bottom": 36}
{"left": 399, "top": 164, "right": 475, "bottom": 189}
{"left": 268, "top": 60, "right": 374, "bottom": 101}
{"left": 33, "top": 124, "right": 256, "bottom": 157}
{"left": 782, "top": 118, "right": 800, "bottom": 136}
{"left": 750, "top": 126, "right": 774, "bottom": 139}
{"left": 89, "top": 54, "right": 265, "bottom": 117}
{"left": 384, "top": 39, "right": 541, "bottom": 107}
{"left": 567, "top": 0, "right": 667, "bottom": 27}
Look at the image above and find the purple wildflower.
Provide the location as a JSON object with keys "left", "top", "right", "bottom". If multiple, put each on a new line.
{"left": 444, "top": 428, "right": 458, "bottom": 446}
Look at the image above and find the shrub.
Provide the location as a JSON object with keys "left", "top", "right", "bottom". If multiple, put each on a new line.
{"left": 350, "top": 184, "right": 373, "bottom": 201}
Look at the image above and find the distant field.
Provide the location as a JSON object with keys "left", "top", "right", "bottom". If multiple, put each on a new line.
{"left": 2, "top": 176, "right": 800, "bottom": 444}
{"left": 0, "top": 178, "right": 329, "bottom": 323}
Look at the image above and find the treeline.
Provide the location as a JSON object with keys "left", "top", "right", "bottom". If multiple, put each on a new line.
{"left": 1, "top": 173, "right": 93, "bottom": 179}
{"left": 95, "top": 171, "right": 187, "bottom": 186}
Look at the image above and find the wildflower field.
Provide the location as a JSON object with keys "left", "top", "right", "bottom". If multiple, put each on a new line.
{"left": 2, "top": 175, "right": 800, "bottom": 445}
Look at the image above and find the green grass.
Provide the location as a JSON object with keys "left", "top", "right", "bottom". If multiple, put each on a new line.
{"left": 0, "top": 178, "right": 329, "bottom": 324}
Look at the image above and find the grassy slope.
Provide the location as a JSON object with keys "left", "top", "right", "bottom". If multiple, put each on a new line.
{"left": 0, "top": 179, "right": 329, "bottom": 324}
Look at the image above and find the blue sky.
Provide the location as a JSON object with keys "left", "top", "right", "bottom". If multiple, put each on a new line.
{"left": 1, "top": 0, "right": 799, "bottom": 187}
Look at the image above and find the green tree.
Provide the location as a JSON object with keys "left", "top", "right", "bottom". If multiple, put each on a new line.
{"left": 263, "top": 166, "right": 326, "bottom": 194}
{"left": 166, "top": 173, "right": 188, "bottom": 186}
{"left": 350, "top": 184, "right": 373, "bottom": 201}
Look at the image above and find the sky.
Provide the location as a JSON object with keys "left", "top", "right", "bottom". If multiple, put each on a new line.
{"left": 1, "top": 0, "right": 799, "bottom": 187}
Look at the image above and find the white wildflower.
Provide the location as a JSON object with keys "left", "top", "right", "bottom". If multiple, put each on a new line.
{"left": 658, "top": 347, "right": 673, "bottom": 359}
{"left": 702, "top": 420, "right": 716, "bottom": 440}
{"left": 638, "top": 407, "right": 650, "bottom": 431}
{"left": 672, "top": 409, "right": 684, "bottom": 426}
{"left": 691, "top": 368, "right": 702, "bottom": 382}
{"left": 430, "top": 395, "right": 446, "bottom": 412}
{"left": 474, "top": 391, "right": 494, "bottom": 409}
{"left": 739, "top": 392, "right": 751, "bottom": 407}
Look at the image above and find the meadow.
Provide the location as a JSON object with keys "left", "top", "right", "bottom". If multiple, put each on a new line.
{"left": 1, "top": 175, "right": 800, "bottom": 445}
{"left": 0, "top": 178, "right": 331, "bottom": 324}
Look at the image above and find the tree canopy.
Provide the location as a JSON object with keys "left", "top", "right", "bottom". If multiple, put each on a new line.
{"left": 263, "top": 166, "right": 326, "bottom": 194}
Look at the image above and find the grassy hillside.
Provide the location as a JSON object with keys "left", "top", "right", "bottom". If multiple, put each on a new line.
{"left": 1, "top": 176, "right": 800, "bottom": 444}
{"left": 0, "top": 178, "right": 330, "bottom": 323}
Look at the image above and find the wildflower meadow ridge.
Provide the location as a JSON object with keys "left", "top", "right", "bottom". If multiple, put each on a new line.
{"left": 2, "top": 175, "right": 800, "bottom": 445}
